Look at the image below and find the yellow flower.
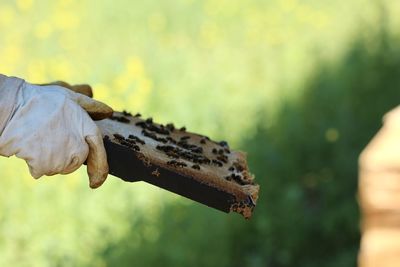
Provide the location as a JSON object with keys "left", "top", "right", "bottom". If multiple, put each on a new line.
{"left": 50, "top": 60, "right": 72, "bottom": 80}
{"left": 35, "top": 22, "right": 53, "bottom": 39}
{"left": 0, "top": 5, "right": 15, "bottom": 27}
{"left": 92, "top": 83, "right": 111, "bottom": 103}
{"left": 126, "top": 57, "right": 144, "bottom": 77}
{"left": 0, "top": 45, "right": 23, "bottom": 73}
{"left": 52, "top": 11, "right": 80, "bottom": 30}
{"left": 281, "top": 0, "right": 297, "bottom": 12}
{"left": 27, "top": 60, "right": 47, "bottom": 82}
{"left": 16, "top": 0, "right": 34, "bottom": 11}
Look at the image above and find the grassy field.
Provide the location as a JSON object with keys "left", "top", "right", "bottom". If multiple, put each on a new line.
{"left": 0, "top": 0, "right": 400, "bottom": 266}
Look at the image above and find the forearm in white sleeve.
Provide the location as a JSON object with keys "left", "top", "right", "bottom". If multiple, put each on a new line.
{"left": 0, "top": 74, "right": 25, "bottom": 135}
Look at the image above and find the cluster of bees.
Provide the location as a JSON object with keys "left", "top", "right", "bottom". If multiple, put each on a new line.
{"left": 108, "top": 112, "right": 252, "bottom": 186}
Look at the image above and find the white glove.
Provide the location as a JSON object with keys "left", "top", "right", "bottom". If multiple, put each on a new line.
{"left": 0, "top": 74, "right": 113, "bottom": 188}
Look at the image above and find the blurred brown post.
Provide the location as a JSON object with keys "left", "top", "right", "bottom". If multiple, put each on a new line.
{"left": 359, "top": 106, "right": 400, "bottom": 267}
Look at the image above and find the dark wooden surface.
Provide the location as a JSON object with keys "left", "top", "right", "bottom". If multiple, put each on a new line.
{"left": 104, "top": 139, "right": 237, "bottom": 214}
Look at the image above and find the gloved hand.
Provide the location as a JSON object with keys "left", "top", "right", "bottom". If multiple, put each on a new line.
{"left": 0, "top": 74, "right": 113, "bottom": 188}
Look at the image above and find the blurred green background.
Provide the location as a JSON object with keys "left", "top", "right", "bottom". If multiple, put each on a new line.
{"left": 0, "top": 0, "right": 400, "bottom": 266}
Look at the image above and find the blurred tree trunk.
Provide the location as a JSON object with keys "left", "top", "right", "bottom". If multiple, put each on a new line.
{"left": 359, "top": 106, "right": 400, "bottom": 267}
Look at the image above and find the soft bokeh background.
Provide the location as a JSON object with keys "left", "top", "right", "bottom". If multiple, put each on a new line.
{"left": 1, "top": 0, "right": 400, "bottom": 266}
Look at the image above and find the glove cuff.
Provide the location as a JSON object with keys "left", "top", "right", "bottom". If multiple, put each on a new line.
{"left": 0, "top": 74, "right": 25, "bottom": 135}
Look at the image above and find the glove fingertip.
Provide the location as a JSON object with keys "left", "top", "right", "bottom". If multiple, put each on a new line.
{"left": 85, "top": 135, "right": 109, "bottom": 189}
{"left": 89, "top": 172, "right": 108, "bottom": 189}
{"left": 89, "top": 104, "right": 114, "bottom": 121}
{"left": 71, "top": 84, "right": 93, "bottom": 98}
